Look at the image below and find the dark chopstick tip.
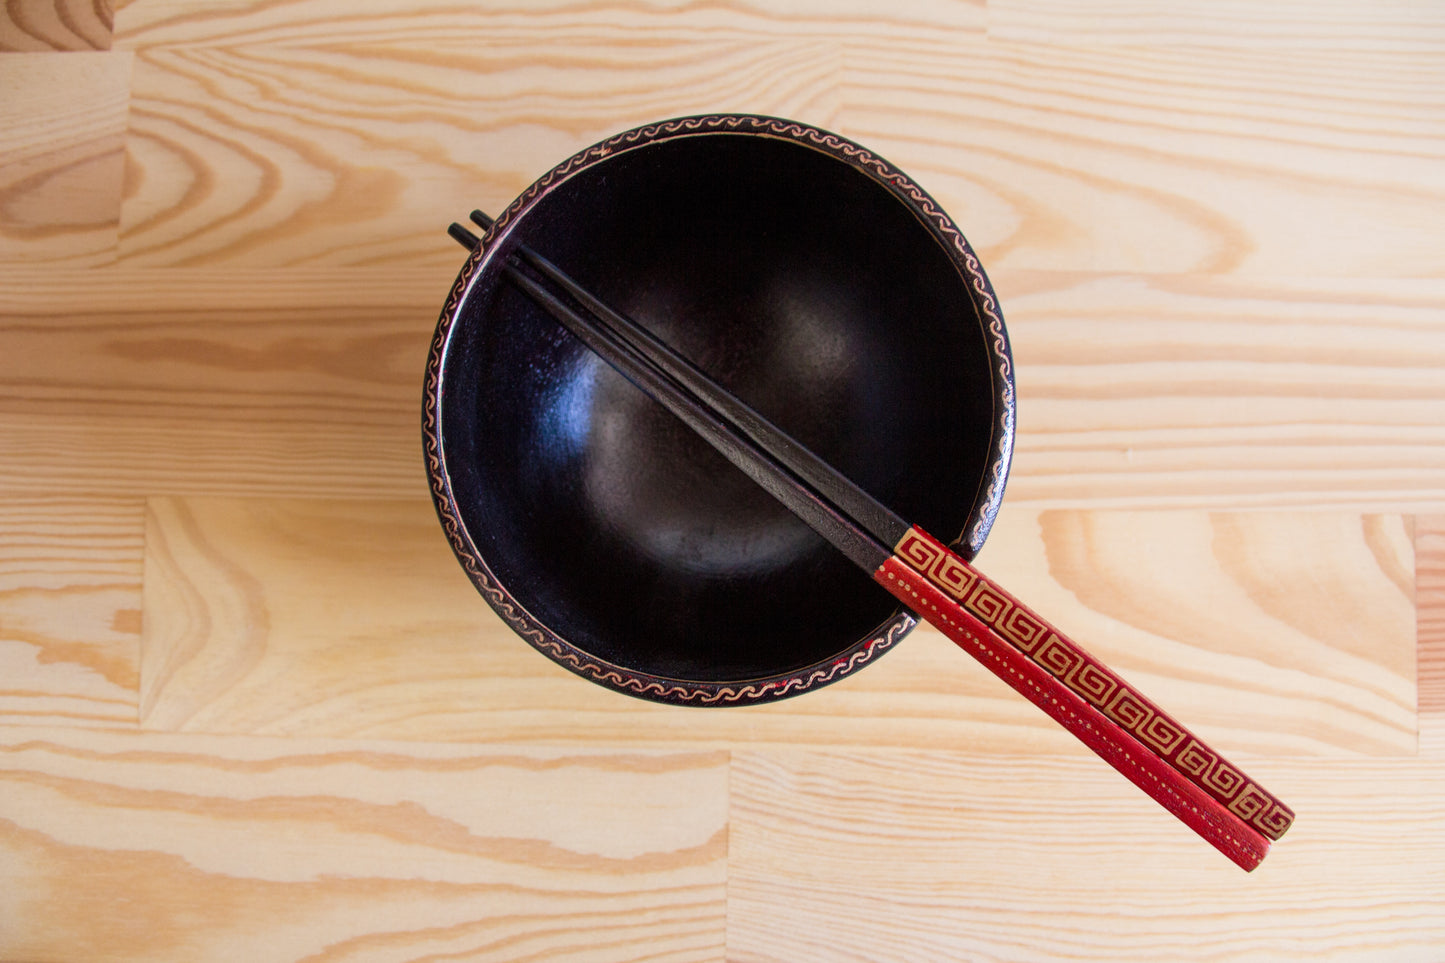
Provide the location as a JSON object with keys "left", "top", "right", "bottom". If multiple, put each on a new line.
{"left": 448, "top": 223, "right": 481, "bottom": 251}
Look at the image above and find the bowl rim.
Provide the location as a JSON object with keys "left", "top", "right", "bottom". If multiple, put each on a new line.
{"left": 423, "top": 113, "right": 1015, "bottom": 706}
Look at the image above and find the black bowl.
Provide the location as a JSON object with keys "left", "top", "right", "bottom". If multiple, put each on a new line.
{"left": 424, "top": 115, "right": 1014, "bottom": 705}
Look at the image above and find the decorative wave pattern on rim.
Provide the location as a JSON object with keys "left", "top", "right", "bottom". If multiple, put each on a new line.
{"left": 532, "top": 613, "right": 916, "bottom": 705}
{"left": 423, "top": 113, "right": 1013, "bottom": 705}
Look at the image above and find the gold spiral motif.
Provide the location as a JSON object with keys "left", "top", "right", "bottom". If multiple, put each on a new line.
{"left": 1034, "top": 635, "right": 1082, "bottom": 680}
{"left": 1204, "top": 761, "right": 1246, "bottom": 799}
{"left": 895, "top": 528, "right": 945, "bottom": 570}
{"left": 996, "top": 608, "right": 1049, "bottom": 652}
{"left": 1136, "top": 714, "right": 1187, "bottom": 755}
{"left": 1176, "top": 740, "right": 1216, "bottom": 776}
{"left": 1228, "top": 784, "right": 1270, "bottom": 821}
{"left": 1104, "top": 690, "right": 1154, "bottom": 731}
{"left": 931, "top": 554, "right": 977, "bottom": 599}
{"left": 964, "top": 582, "right": 1013, "bottom": 622}
{"left": 1254, "top": 803, "right": 1293, "bottom": 840}
{"left": 1069, "top": 661, "right": 1119, "bottom": 707}
{"left": 894, "top": 528, "right": 974, "bottom": 599}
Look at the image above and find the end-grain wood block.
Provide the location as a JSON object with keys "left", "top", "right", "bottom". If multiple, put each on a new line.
{"left": 0, "top": 52, "right": 130, "bottom": 264}
{"left": 118, "top": 38, "right": 840, "bottom": 267}
{"left": 0, "top": 266, "right": 441, "bottom": 499}
{"left": 0, "top": 0, "right": 112, "bottom": 51}
{"left": 0, "top": 497, "right": 142, "bottom": 729}
{"left": 140, "top": 496, "right": 1414, "bottom": 755}
{"left": 0, "top": 725, "right": 728, "bottom": 962}
{"left": 839, "top": 37, "right": 1445, "bottom": 277}
{"left": 725, "top": 745, "right": 1445, "bottom": 961}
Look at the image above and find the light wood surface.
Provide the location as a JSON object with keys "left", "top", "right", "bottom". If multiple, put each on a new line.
{"left": 134, "top": 498, "right": 1416, "bottom": 757}
{"left": 987, "top": 0, "right": 1445, "bottom": 49}
{"left": 1, "top": 727, "right": 729, "bottom": 961}
{"left": 0, "top": 0, "right": 111, "bottom": 52}
{"left": 0, "top": 496, "right": 141, "bottom": 728}
{"left": 727, "top": 738, "right": 1445, "bottom": 962}
{"left": 0, "top": 52, "right": 129, "bottom": 263}
{"left": 2, "top": 267, "right": 1441, "bottom": 506}
{"left": 1419, "top": 517, "right": 1445, "bottom": 752}
{"left": 3, "top": 1, "right": 1444, "bottom": 959}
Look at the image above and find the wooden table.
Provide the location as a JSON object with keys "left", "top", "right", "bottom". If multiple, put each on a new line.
{"left": 3, "top": 2, "right": 1443, "bottom": 959}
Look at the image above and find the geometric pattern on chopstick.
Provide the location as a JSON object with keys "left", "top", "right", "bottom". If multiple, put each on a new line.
{"left": 893, "top": 526, "right": 1295, "bottom": 841}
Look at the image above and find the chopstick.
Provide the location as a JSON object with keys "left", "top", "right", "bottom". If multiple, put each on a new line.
{"left": 450, "top": 211, "right": 1294, "bottom": 870}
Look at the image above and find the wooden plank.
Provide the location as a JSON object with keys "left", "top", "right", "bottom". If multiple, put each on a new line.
{"left": 726, "top": 742, "right": 1445, "bottom": 961}
{"left": 1001, "top": 272, "right": 1445, "bottom": 510}
{"left": 111, "top": 0, "right": 985, "bottom": 48}
{"left": 988, "top": 0, "right": 1445, "bottom": 50}
{"left": 139, "top": 496, "right": 1415, "bottom": 756}
{"left": 106, "top": 24, "right": 1445, "bottom": 277}
{"left": 839, "top": 37, "right": 1445, "bottom": 277}
{"left": 3, "top": 267, "right": 1441, "bottom": 510}
{"left": 0, "top": 266, "right": 442, "bottom": 499}
{"left": 0, "top": 725, "right": 728, "bottom": 962}
{"left": 0, "top": 0, "right": 112, "bottom": 51}
{"left": 0, "top": 497, "right": 142, "bottom": 728}
{"left": 116, "top": 39, "right": 842, "bottom": 267}
{"left": 0, "top": 414, "right": 433, "bottom": 500}
{"left": 0, "top": 52, "right": 131, "bottom": 264}
{"left": 1418, "top": 516, "right": 1445, "bottom": 715}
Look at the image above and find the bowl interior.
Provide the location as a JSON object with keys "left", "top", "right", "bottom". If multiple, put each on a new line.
{"left": 439, "top": 130, "right": 1003, "bottom": 685}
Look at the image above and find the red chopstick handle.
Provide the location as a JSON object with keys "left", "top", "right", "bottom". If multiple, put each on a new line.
{"left": 875, "top": 525, "right": 1293, "bottom": 871}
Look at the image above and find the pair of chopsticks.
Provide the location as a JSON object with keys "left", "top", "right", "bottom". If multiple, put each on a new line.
{"left": 448, "top": 212, "right": 1294, "bottom": 870}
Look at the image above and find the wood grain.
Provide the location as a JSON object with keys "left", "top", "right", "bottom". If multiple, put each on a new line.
{"left": 0, "top": 52, "right": 131, "bottom": 264}
{"left": 726, "top": 746, "right": 1445, "bottom": 961}
{"left": 139, "top": 496, "right": 1415, "bottom": 756}
{"left": 110, "top": 0, "right": 985, "bottom": 49}
{"left": 3, "top": 267, "right": 1440, "bottom": 511}
{"left": 839, "top": 37, "right": 1445, "bottom": 277}
{"left": 117, "top": 39, "right": 841, "bottom": 267}
{"left": 1001, "top": 272, "right": 1445, "bottom": 510}
{"left": 1419, "top": 516, "right": 1444, "bottom": 757}
{"left": 106, "top": 7, "right": 1445, "bottom": 279}
{"left": 0, "top": 497, "right": 142, "bottom": 729}
{"left": 0, "top": 725, "right": 729, "bottom": 962}
{"left": 1418, "top": 516, "right": 1445, "bottom": 715}
{"left": 0, "top": 266, "right": 441, "bottom": 499}
{"left": 0, "top": 0, "right": 112, "bottom": 51}
{"left": 1, "top": 3, "right": 1442, "bottom": 952}
{"left": 988, "top": 0, "right": 1445, "bottom": 49}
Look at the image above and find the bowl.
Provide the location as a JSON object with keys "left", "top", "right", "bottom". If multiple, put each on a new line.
{"left": 423, "top": 114, "right": 1014, "bottom": 705}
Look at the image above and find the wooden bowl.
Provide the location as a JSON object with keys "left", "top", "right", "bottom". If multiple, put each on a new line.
{"left": 424, "top": 115, "right": 1014, "bottom": 705}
